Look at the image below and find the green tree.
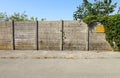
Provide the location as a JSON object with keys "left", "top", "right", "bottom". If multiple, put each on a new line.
{"left": 9, "top": 12, "right": 29, "bottom": 21}
{"left": 117, "top": 7, "right": 120, "bottom": 14}
{"left": 41, "top": 18, "right": 46, "bottom": 21}
{"left": 0, "top": 12, "right": 9, "bottom": 21}
{"left": 30, "top": 17, "right": 36, "bottom": 21}
{"left": 73, "top": 0, "right": 117, "bottom": 20}
{"left": 0, "top": 11, "right": 37, "bottom": 21}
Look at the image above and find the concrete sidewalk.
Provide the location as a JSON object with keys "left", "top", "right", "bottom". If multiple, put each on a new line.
{"left": 0, "top": 50, "right": 120, "bottom": 59}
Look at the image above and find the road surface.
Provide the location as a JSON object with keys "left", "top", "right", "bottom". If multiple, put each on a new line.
{"left": 0, "top": 59, "right": 120, "bottom": 78}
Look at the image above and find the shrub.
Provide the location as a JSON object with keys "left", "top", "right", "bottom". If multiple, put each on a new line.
{"left": 83, "top": 14, "right": 120, "bottom": 51}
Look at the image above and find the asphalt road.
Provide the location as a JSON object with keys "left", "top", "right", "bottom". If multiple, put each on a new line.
{"left": 0, "top": 59, "right": 120, "bottom": 78}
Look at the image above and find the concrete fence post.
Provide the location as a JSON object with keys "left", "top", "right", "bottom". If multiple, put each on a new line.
{"left": 86, "top": 27, "right": 89, "bottom": 51}
{"left": 12, "top": 20, "right": 15, "bottom": 50}
{"left": 36, "top": 20, "right": 39, "bottom": 50}
{"left": 60, "top": 20, "right": 64, "bottom": 51}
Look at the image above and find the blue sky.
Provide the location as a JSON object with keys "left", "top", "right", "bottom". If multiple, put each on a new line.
{"left": 0, "top": 0, "right": 120, "bottom": 20}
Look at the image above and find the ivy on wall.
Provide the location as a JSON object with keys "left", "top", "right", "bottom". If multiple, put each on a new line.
{"left": 83, "top": 14, "right": 120, "bottom": 51}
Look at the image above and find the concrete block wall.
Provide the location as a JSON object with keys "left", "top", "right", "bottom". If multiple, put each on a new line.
{"left": 14, "top": 21, "right": 36, "bottom": 50}
{"left": 38, "top": 21, "right": 61, "bottom": 50}
{"left": 0, "top": 22, "right": 12, "bottom": 50}
{"left": 89, "top": 27, "right": 112, "bottom": 51}
{"left": 0, "top": 20, "right": 112, "bottom": 51}
{"left": 64, "top": 21, "right": 87, "bottom": 50}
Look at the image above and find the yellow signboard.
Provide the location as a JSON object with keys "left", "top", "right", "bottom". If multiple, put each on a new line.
{"left": 95, "top": 25, "right": 104, "bottom": 33}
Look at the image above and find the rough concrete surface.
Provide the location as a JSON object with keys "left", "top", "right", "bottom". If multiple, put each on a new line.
{"left": 0, "top": 21, "right": 112, "bottom": 50}
{"left": 0, "top": 50, "right": 120, "bottom": 78}
{"left": 0, "top": 50, "right": 120, "bottom": 59}
{"left": 0, "top": 59, "right": 120, "bottom": 78}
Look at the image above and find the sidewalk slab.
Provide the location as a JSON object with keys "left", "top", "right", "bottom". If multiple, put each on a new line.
{"left": 0, "top": 50, "right": 120, "bottom": 59}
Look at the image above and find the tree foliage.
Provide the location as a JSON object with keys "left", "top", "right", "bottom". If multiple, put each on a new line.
{"left": 73, "top": 0, "right": 117, "bottom": 20}
{"left": 0, "top": 12, "right": 37, "bottom": 21}
{"left": 0, "top": 12, "right": 9, "bottom": 21}
{"left": 9, "top": 12, "right": 29, "bottom": 21}
{"left": 117, "top": 7, "right": 120, "bottom": 14}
